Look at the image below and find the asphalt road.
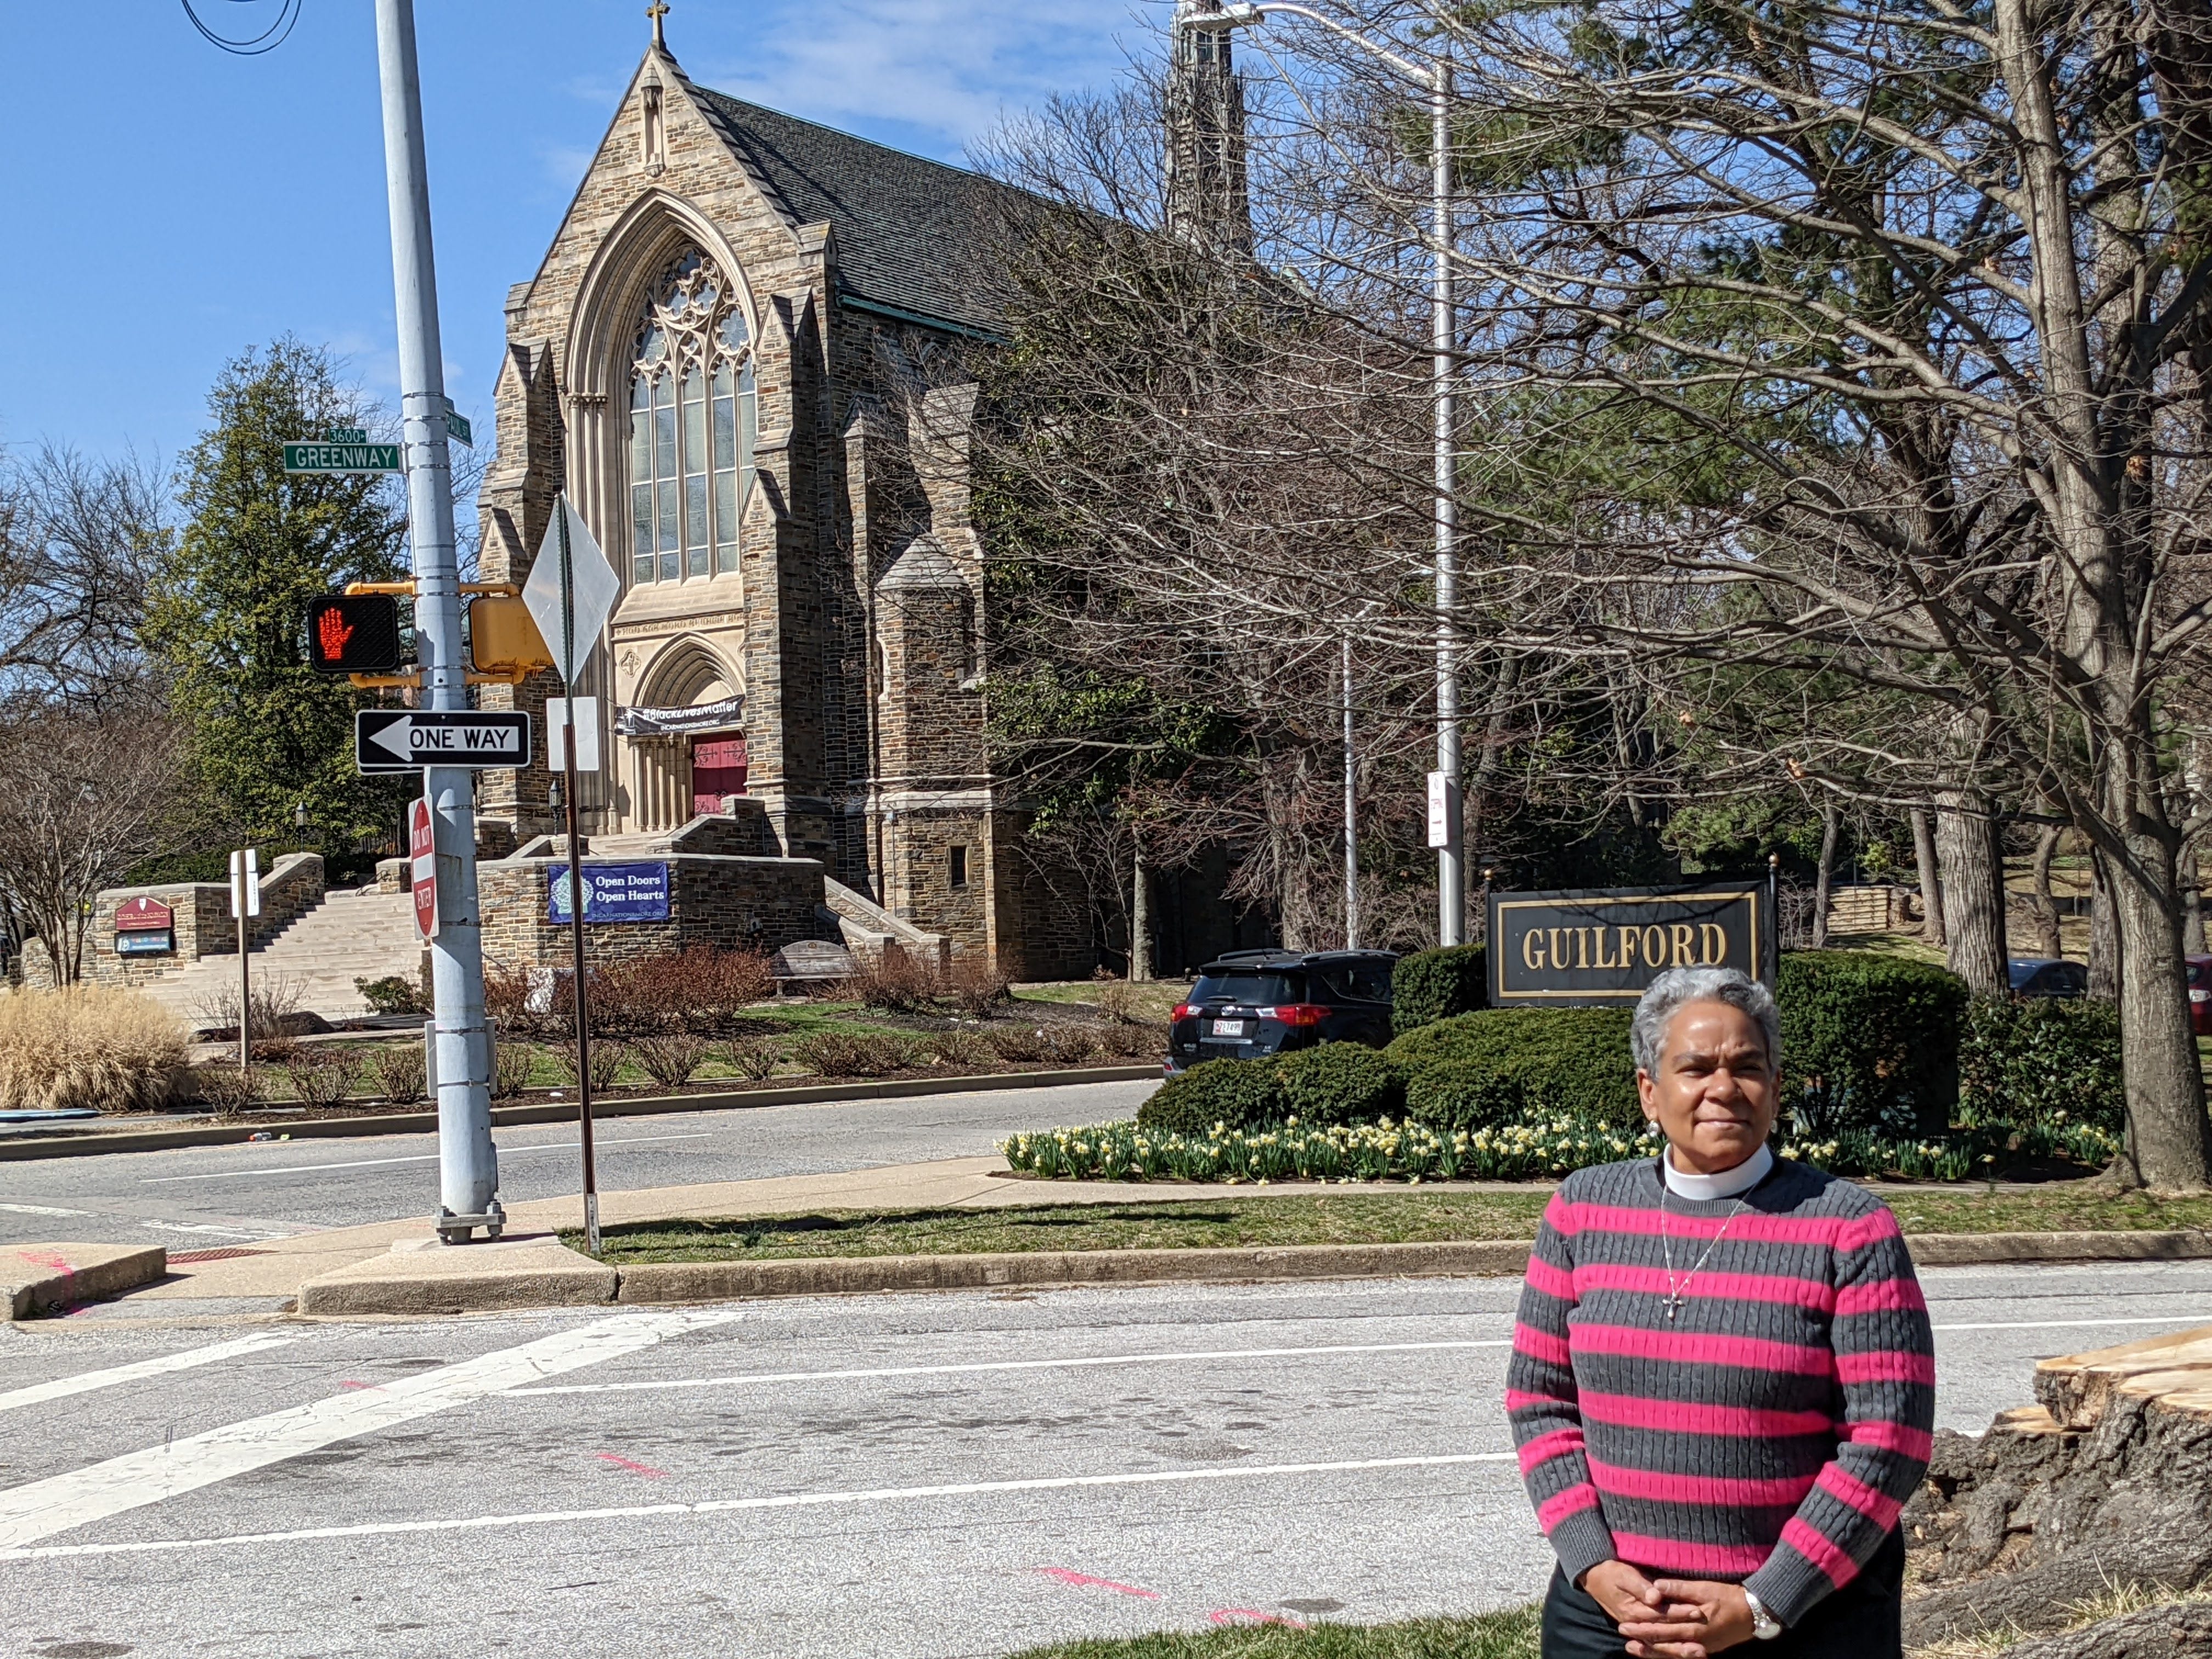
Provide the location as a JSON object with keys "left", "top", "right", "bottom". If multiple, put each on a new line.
{"left": 2, "top": 1262, "right": 2209, "bottom": 1659}
{"left": 0, "top": 1080, "right": 1160, "bottom": 1250}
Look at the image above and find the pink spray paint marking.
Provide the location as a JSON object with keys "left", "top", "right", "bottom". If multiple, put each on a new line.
{"left": 337, "top": 1381, "right": 377, "bottom": 1391}
{"left": 595, "top": 1453, "right": 669, "bottom": 1479}
{"left": 1036, "top": 1568, "right": 1161, "bottom": 1600}
{"left": 1211, "top": 1610, "right": 1307, "bottom": 1629}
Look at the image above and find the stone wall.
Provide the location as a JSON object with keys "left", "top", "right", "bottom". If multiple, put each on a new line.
{"left": 58, "top": 855, "right": 328, "bottom": 990}
{"left": 477, "top": 850, "right": 828, "bottom": 976}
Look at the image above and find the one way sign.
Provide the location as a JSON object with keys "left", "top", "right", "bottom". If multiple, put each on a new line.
{"left": 356, "top": 710, "right": 533, "bottom": 773}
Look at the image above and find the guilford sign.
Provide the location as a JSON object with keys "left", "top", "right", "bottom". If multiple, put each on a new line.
{"left": 1487, "top": 882, "right": 1778, "bottom": 1006}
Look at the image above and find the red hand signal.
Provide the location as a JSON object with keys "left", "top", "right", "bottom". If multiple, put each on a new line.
{"left": 317, "top": 607, "right": 356, "bottom": 664}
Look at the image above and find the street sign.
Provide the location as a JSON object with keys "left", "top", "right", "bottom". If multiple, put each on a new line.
{"left": 284, "top": 441, "right": 404, "bottom": 475}
{"left": 410, "top": 798, "right": 438, "bottom": 941}
{"left": 326, "top": 427, "right": 369, "bottom": 445}
{"left": 444, "top": 408, "right": 473, "bottom": 448}
{"left": 228, "top": 849, "right": 261, "bottom": 919}
{"left": 548, "top": 697, "right": 601, "bottom": 772}
{"left": 356, "top": 710, "right": 532, "bottom": 772}
{"left": 522, "top": 498, "right": 620, "bottom": 685}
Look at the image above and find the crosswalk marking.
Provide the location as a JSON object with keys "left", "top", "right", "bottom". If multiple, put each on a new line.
{"left": 0, "top": 1310, "right": 734, "bottom": 1551}
{"left": 0, "top": 1336, "right": 295, "bottom": 1418}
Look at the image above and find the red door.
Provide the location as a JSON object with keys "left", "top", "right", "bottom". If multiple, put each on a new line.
{"left": 692, "top": 737, "right": 748, "bottom": 815}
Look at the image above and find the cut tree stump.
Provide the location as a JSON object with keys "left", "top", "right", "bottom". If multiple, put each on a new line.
{"left": 1903, "top": 1324, "right": 2212, "bottom": 1649}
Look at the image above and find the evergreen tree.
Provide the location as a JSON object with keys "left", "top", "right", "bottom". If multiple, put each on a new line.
{"left": 149, "top": 339, "right": 411, "bottom": 854}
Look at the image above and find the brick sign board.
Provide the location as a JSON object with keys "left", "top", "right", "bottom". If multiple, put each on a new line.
{"left": 548, "top": 862, "right": 671, "bottom": 926}
{"left": 1487, "top": 883, "right": 1775, "bottom": 1007}
{"left": 114, "top": 895, "right": 176, "bottom": 957}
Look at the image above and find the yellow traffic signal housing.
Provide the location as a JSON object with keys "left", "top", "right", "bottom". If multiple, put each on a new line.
{"left": 467, "top": 594, "right": 556, "bottom": 683}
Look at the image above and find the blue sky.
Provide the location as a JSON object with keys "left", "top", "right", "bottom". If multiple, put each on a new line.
{"left": 0, "top": 1, "right": 1149, "bottom": 475}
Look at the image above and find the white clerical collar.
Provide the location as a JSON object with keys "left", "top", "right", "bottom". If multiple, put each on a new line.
{"left": 1663, "top": 1142, "right": 1774, "bottom": 1200}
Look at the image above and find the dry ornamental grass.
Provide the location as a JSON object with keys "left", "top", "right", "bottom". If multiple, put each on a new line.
{"left": 0, "top": 984, "right": 193, "bottom": 1113}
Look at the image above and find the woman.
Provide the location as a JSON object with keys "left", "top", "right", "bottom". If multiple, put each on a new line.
{"left": 1507, "top": 966, "right": 1935, "bottom": 1658}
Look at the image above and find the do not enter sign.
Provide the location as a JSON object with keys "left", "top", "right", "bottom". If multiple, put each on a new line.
{"left": 411, "top": 798, "right": 439, "bottom": 941}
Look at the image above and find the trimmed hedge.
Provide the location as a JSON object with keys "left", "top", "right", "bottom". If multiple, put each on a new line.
{"left": 1776, "top": 952, "right": 1968, "bottom": 1137}
{"left": 1274, "top": 1042, "right": 1404, "bottom": 1126}
{"left": 1392, "top": 945, "right": 1489, "bottom": 1035}
{"left": 1961, "top": 994, "right": 2123, "bottom": 1133}
{"left": 1137, "top": 1055, "right": 1284, "bottom": 1135}
{"left": 1390, "top": 1007, "right": 1641, "bottom": 1131}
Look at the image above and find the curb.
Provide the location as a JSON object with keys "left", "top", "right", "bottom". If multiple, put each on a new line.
{"left": 0, "top": 1065, "right": 1161, "bottom": 1162}
{"left": 285, "top": 1228, "right": 2212, "bottom": 1318}
{"left": 4, "top": 1244, "right": 169, "bottom": 1320}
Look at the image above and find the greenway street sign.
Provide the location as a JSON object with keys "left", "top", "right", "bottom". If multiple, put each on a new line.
{"left": 356, "top": 710, "right": 532, "bottom": 772}
{"left": 285, "top": 439, "right": 403, "bottom": 475}
{"left": 326, "top": 427, "right": 369, "bottom": 444}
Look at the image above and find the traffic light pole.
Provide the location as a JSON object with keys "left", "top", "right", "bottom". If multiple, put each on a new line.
{"left": 375, "top": 0, "right": 500, "bottom": 1241}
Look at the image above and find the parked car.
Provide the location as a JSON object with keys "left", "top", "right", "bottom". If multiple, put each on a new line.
{"left": 2008, "top": 958, "right": 2089, "bottom": 998}
{"left": 2190, "top": 956, "right": 2212, "bottom": 1037}
{"left": 1166, "top": 949, "right": 1400, "bottom": 1073}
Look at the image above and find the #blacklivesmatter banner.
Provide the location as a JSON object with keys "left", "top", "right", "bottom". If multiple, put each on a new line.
{"left": 1486, "top": 883, "right": 1776, "bottom": 1007}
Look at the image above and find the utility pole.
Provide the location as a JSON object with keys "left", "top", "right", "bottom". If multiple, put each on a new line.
{"left": 1430, "top": 60, "right": 1462, "bottom": 947}
{"left": 374, "top": 0, "right": 499, "bottom": 1241}
{"left": 1342, "top": 632, "right": 1359, "bottom": 952}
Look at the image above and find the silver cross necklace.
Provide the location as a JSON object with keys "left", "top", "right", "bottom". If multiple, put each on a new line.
{"left": 1658, "top": 1164, "right": 1750, "bottom": 1322}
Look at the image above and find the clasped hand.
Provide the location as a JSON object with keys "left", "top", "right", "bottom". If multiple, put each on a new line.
{"left": 1579, "top": 1561, "right": 1760, "bottom": 1657}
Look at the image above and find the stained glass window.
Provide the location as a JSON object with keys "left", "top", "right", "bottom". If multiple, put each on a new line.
{"left": 627, "top": 249, "right": 756, "bottom": 586}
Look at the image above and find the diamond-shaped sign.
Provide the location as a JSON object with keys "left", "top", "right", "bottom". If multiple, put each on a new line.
{"left": 522, "top": 496, "right": 620, "bottom": 687}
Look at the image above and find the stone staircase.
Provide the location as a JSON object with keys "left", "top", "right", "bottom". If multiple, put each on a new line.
{"left": 137, "top": 889, "right": 424, "bottom": 1028}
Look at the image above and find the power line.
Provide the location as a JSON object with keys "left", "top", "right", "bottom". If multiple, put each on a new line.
{"left": 179, "top": 0, "right": 302, "bottom": 55}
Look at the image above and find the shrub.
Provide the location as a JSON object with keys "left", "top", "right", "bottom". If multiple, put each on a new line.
{"left": 370, "top": 1042, "right": 426, "bottom": 1105}
{"left": 790, "top": 1030, "right": 916, "bottom": 1077}
{"left": 929, "top": 1028, "right": 995, "bottom": 1069}
{"left": 719, "top": 1037, "right": 783, "bottom": 1081}
{"left": 1097, "top": 1020, "right": 1164, "bottom": 1059}
{"left": 1039, "top": 1024, "right": 1104, "bottom": 1065}
{"left": 283, "top": 1046, "right": 366, "bottom": 1110}
{"left": 1392, "top": 946, "right": 1489, "bottom": 1035}
{"left": 1776, "top": 951, "right": 1968, "bottom": 1137}
{"left": 602, "top": 947, "right": 778, "bottom": 1035}
{"left": 0, "top": 985, "right": 193, "bottom": 1113}
{"left": 355, "top": 975, "right": 424, "bottom": 1017}
{"left": 947, "top": 958, "right": 1012, "bottom": 1018}
{"left": 194, "top": 1064, "right": 262, "bottom": 1115}
{"left": 1960, "top": 994, "right": 2123, "bottom": 1132}
{"left": 483, "top": 969, "right": 548, "bottom": 1042}
{"left": 1273, "top": 1042, "right": 1404, "bottom": 1126}
{"left": 1094, "top": 980, "right": 1157, "bottom": 1026}
{"left": 987, "top": 1025, "right": 1049, "bottom": 1063}
{"left": 490, "top": 1040, "right": 536, "bottom": 1099}
{"left": 842, "top": 955, "right": 941, "bottom": 1014}
{"left": 551, "top": 1039, "right": 627, "bottom": 1092}
{"left": 631, "top": 1032, "right": 709, "bottom": 1090}
{"left": 1390, "top": 1008, "right": 1640, "bottom": 1131}
{"left": 193, "top": 974, "right": 308, "bottom": 1044}
{"left": 1136, "top": 1056, "right": 1285, "bottom": 1135}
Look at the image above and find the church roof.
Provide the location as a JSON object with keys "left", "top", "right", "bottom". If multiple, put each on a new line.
{"left": 875, "top": 533, "right": 970, "bottom": 591}
{"left": 693, "top": 91, "right": 1016, "bottom": 337}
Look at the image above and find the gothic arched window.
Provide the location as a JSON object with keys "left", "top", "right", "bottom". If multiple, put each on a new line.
{"left": 627, "top": 249, "right": 757, "bottom": 586}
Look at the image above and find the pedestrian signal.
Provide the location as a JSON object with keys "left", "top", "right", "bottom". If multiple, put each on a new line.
{"left": 306, "top": 595, "right": 405, "bottom": 674}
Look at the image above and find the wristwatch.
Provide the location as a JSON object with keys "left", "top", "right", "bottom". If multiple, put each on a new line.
{"left": 1742, "top": 1589, "right": 1783, "bottom": 1641}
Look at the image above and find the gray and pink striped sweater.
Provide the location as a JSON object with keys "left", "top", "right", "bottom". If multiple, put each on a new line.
{"left": 1506, "top": 1156, "right": 1935, "bottom": 1629}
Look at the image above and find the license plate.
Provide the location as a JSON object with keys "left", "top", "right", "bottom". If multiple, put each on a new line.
{"left": 1210, "top": 1019, "right": 1247, "bottom": 1037}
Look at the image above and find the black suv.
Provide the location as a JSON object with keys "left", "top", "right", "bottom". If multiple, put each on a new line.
{"left": 1166, "top": 949, "right": 1400, "bottom": 1073}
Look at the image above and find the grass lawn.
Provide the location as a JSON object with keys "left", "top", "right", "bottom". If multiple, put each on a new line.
{"left": 572, "top": 1182, "right": 2212, "bottom": 1265}
{"left": 1005, "top": 1610, "right": 1539, "bottom": 1659}
{"left": 1017, "top": 980, "right": 1195, "bottom": 1022}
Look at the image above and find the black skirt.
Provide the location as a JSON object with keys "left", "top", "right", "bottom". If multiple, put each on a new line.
{"left": 1539, "top": 1529, "right": 1905, "bottom": 1659}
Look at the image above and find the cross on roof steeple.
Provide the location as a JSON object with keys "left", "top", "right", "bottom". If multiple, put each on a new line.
{"left": 647, "top": 1, "right": 669, "bottom": 49}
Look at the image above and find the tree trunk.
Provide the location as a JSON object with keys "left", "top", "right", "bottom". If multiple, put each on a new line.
{"left": 1130, "top": 839, "right": 1152, "bottom": 983}
{"left": 1936, "top": 796, "right": 2010, "bottom": 993}
{"left": 1911, "top": 808, "right": 1946, "bottom": 946}
{"left": 2186, "top": 841, "right": 2206, "bottom": 955}
{"left": 2089, "top": 852, "right": 2121, "bottom": 1001}
{"left": 1812, "top": 800, "right": 1839, "bottom": 949}
{"left": 2108, "top": 829, "right": 2211, "bottom": 1190}
{"left": 2029, "top": 823, "right": 2063, "bottom": 957}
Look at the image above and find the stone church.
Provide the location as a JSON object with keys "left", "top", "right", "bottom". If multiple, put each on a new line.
{"left": 471, "top": 15, "right": 1091, "bottom": 976}
{"left": 471, "top": 8, "right": 1269, "bottom": 980}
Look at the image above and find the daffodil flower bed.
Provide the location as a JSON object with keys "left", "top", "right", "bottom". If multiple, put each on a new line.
{"left": 998, "top": 1113, "right": 2125, "bottom": 1186}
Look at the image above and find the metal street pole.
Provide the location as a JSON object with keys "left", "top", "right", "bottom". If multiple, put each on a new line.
{"left": 1181, "top": 4, "right": 1463, "bottom": 945}
{"left": 553, "top": 506, "right": 601, "bottom": 1256}
{"left": 1431, "top": 61, "right": 1463, "bottom": 948}
{"left": 374, "top": 0, "right": 499, "bottom": 1240}
{"left": 1342, "top": 631, "right": 1359, "bottom": 952}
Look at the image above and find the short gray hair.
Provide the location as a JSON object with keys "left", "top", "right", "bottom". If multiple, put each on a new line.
{"left": 1630, "top": 967, "right": 1780, "bottom": 1076}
